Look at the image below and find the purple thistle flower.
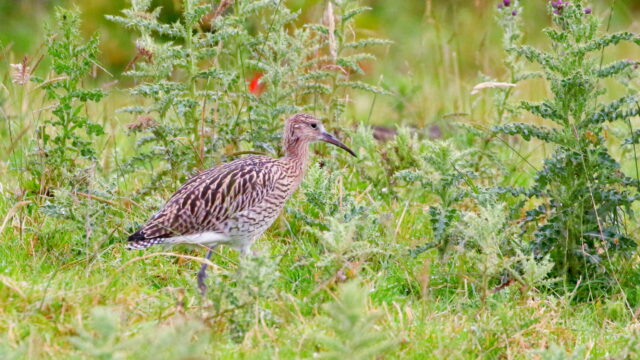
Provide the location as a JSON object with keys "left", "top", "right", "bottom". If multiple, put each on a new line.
{"left": 503, "top": 0, "right": 511, "bottom": 7}
{"left": 584, "top": 8, "right": 592, "bottom": 14}
{"left": 512, "top": 10, "right": 518, "bottom": 16}
{"left": 498, "top": 3, "right": 504, "bottom": 9}
{"left": 551, "top": 0, "right": 570, "bottom": 14}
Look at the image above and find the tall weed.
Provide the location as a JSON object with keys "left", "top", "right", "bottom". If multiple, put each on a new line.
{"left": 108, "top": 0, "right": 389, "bottom": 195}
{"left": 493, "top": 0, "right": 640, "bottom": 295}
{"left": 11, "top": 8, "right": 106, "bottom": 195}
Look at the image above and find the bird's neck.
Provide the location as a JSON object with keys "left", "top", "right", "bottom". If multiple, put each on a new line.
{"left": 282, "top": 136, "right": 311, "bottom": 177}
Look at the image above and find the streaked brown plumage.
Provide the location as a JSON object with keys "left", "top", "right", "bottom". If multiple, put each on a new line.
{"left": 127, "top": 113, "right": 356, "bottom": 293}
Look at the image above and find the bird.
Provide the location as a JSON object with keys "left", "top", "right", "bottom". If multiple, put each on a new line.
{"left": 126, "top": 113, "right": 356, "bottom": 294}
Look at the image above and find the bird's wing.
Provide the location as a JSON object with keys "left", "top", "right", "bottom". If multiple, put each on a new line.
{"left": 129, "top": 156, "right": 279, "bottom": 242}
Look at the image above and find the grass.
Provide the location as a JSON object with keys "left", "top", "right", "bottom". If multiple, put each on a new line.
{"left": 2, "top": 0, "right": 640, "bottom": 359}
{"left": 1, "top": 224, "right": 638, "bottom": 358}
{"left": 1, "top": 157, "right": 639, "bottom": 358}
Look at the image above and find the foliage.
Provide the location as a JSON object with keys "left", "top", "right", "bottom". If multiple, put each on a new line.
{"left": 69, "top": 307, "right": 207, "bottom": 359}
{"left": 107, "top": 0, "right": 389, "bottom": 196}
{"left": 617, "top": 329, "right": 640, "bottom": 359}
{"left": 0, "top": 338, "right": 27, "bottom": 360}
{"left": 466, "top": 0, "right": 528, "bottom": 182}
{"left": 205, "top": 253, "right": 280, "bottom": 342}
{"left": 285, "top": 161, "right": 389, "bottom": 299}
{"left": 3, "top": 1, "right": 640, "bottom": 358}
{"left": 457, "top": 200, "right": 555, "bottom": 300}
{"left": 37, "top": 181, "right": 130, "bottom": 253}
{"left": 296, "top": 163, "right": 383, "bottom": 256}
{"left": 394, "top": 136, "right": 477, "bottom": 255}
{"left": 316, "top": 280, "right": 396, "bottom": 359}
{"left": 492, "top": 0, "right": 640, "bottom": 295}
{"left": 536, "top": 343, "right": 588, "bottom": 360}
{"left": 25, "top": 8, "right": 105, "bottom": 192}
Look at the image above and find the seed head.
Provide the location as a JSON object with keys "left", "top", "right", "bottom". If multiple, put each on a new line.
{"left": 126, "top": 116, "right": 157, "bottom": 132}
{"left": 10, "top": 57, "right": 30, "bottom": 85}
{"left": 324, "top": 1, "right": 337, "bottom": 61}
{"left": 135, "top": 40, "right": 153, "bottom": 62}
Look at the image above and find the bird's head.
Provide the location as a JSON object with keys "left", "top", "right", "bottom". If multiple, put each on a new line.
{"left": 283, "top": 113, "right": 356, "bottom": 157}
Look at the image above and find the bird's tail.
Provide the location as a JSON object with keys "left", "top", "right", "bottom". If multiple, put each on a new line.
{"left": 126, "top": 231, "right": 165, "bottom": 250}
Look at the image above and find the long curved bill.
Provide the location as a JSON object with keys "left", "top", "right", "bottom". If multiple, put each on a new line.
{"left": 321, "top": 132, "right": 357, "bottom": 157}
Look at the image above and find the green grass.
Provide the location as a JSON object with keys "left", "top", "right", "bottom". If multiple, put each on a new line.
{"left": 2, "top": 0, "right": 640, "bottom": 359}
{"left": 1, "top": 219, "right": 638, "bottom": 358}
{"left": 1, "top": 154, "right": 639, "bottom": 358}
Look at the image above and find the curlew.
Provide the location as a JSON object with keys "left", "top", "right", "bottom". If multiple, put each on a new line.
{"left": 127, "top": 113, "right": 356, "bottom": 294}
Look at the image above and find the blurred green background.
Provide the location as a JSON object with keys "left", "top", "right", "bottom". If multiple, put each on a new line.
{"left": 2, "top": 0, "right": 640, "bottom": 126}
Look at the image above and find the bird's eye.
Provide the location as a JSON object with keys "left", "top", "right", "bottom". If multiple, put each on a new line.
{"left": 310, "top": 123, "right": 318, "bottom": 129}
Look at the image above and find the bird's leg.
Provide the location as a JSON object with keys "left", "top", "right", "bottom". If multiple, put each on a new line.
{"left": 240, "top": 246, "right": 251, "bottom": 257}
{"left": 197, "top": 248, "right": 214, "bottom": 296}
{"left": 241, "top": 236, "right": 257, "bottom": 257}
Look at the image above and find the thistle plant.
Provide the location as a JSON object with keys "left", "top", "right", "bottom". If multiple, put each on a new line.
{"left": 69, "top": 307, "right": 207, "bottom": 359}
{"left": 394, "top": 137, "right": 477, "bottom": 256}
{"left": 493, "top": 1, "right": 640, "bottom": 293}
{"left": 205, "top": 254, "right": 280, "bottom": 342}
{"left": 108, "top": 0, "right": 388, "bottom": 195}
{"left": 458, "top": 201, "right": 555, "bottom": 301}
{"left": 290, "top": 163, "right": 384, "bottom": 268}
{"left": 316, "top": 281, "right": 396, "bottom": 360}
{"left": 28, "top": 8, "right": 105, "bottom": 192}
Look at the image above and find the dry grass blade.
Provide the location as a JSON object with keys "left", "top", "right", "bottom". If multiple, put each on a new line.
{"left": 0, "top": 200, "right": 32, "bottom": 236}
{"left": 470, "top": 81, "right": 516, "bottom": 95}
{"left": 32, "top": 75, "right": 69, "bottom": 91}
{"left": 0, "top": 275, "right": 26, "bottom": 298}
{"left": 4, "top": 124, "right": 31, "bottom": 157}
{"left": 117, "top": 252, "right": 222, "bottom": 274}
{"left": 76, "top": 192, "right": 120, "bottom": 207}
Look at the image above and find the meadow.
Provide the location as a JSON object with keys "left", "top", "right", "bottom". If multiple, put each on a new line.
{"left": 1, "top": 0, "right": 640, "bottom": 358}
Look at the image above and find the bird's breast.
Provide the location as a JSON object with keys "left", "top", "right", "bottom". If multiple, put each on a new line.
{"left": 225, "top": 188, "right": 291, "bottom": 238}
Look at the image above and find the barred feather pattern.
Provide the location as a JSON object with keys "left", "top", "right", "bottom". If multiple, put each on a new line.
{"left": 127, "top": 155, "right": 304, "bottom": 252}
{"left": 126, "top": 114, "right": 325, "bottom": 253}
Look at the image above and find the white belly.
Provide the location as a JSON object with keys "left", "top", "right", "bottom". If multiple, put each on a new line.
{"left": 163, "top": 231, "right": 229, "bottom": 246}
